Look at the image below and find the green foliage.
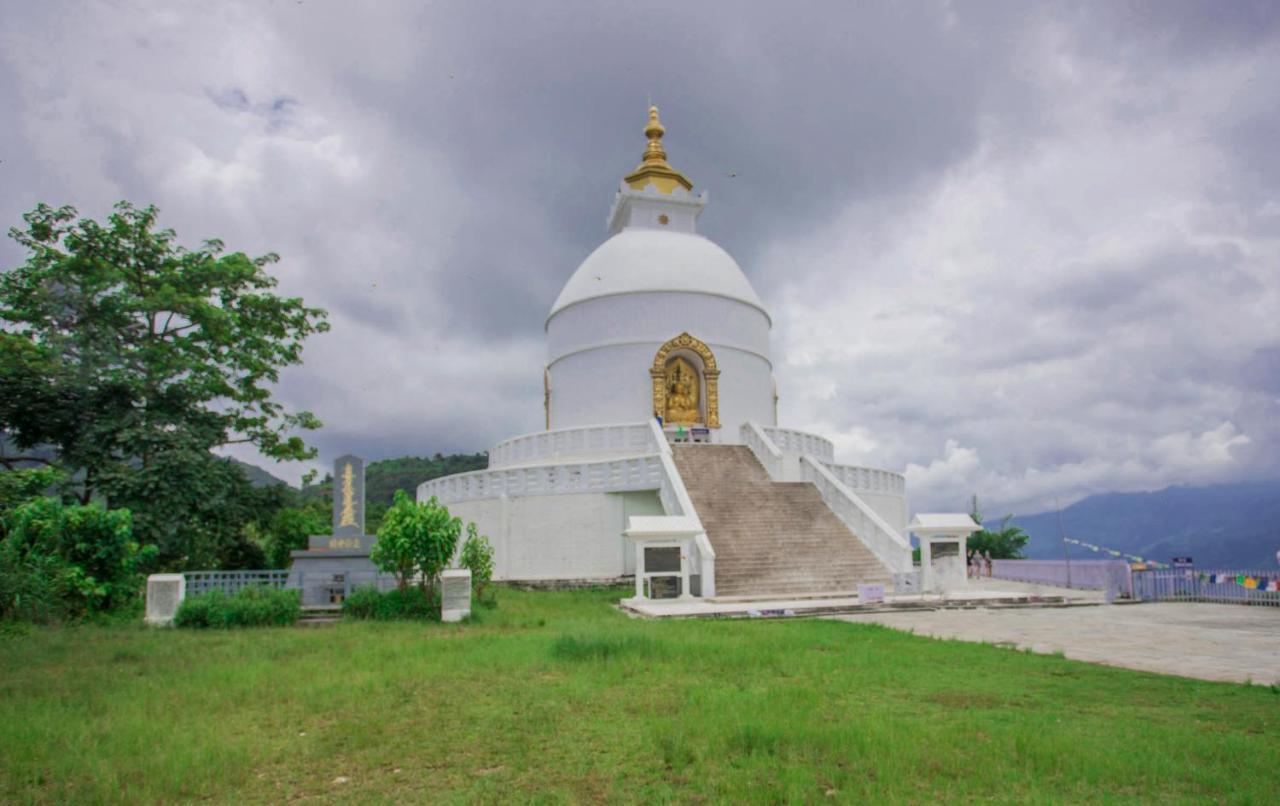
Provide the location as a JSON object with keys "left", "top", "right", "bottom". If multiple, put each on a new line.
{"left": 261, "top": 505, "right": 327, "bottom": 569}
{"left": 117, "top": 455, "right": 285, "bottom": 569}
{"left": 0, "top": 202, "right": 327, "bottom": 567}
{"left": 0, "top": 468, "right": 62, "bottom": 520}
{"left": 0, "top": 496, "right": 148, "bottom": 621}
{"left": 173, "top": 586, "right": 300, "bottom": 629}
{"left": 967, "top": 495, "right": 1029, "bottom": 560}
{"left": 301, "top": 453, "right": 488, "bottom": 531}
{"left": 371, "top": 491, "right": 461, "bottom": 598}
{"left": 460, "top": 522, "right": 495, "bottom": 600}
{"left": 340, "top": 585, "right": 438, "bottom": 621}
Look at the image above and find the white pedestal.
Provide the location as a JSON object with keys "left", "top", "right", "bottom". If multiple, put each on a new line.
{"left": 441, "top": 569, "right": 472, "bottom": 623}
{"left": 145, "top": 574, "right": 186, "bottom": 626}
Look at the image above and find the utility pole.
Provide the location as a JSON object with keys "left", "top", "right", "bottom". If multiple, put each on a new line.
{"left": 1056, "top": 496, "right": 1072, "bottom": 589}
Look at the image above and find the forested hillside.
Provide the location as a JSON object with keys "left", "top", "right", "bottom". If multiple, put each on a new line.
{"left": 300, "top": 453, "right": 489, "bottom": 529}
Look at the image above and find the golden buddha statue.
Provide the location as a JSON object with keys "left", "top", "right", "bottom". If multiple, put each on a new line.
{"left": 663, "top": 357, "right": 700, "bottom": 424}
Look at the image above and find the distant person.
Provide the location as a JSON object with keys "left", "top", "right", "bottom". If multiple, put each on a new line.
{"left": 967, "top": 549, "right": 978, "bottom": 578}
{"left": 984, "top": 550, "right": 993, "bottom": 577}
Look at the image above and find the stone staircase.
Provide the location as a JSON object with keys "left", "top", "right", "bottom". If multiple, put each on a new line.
{"left": 673, "top": 445, "right": 892, "bottom": 597}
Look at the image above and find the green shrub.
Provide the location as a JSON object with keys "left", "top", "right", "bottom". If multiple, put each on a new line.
{"left": 340, "top": 585, "right": 438, "bottom": 621}
{"left": 372, "top": 491, "right": 460, "bottom": 601}
{"left": 340, "top": 585, "right": 383, "bottom": 620}
{"left": 1, "top": 496, "right": 150, "bottom": 621}
{"left": 0, "top": 552, "right": 65, "bottom": 623}
{"left": 460, "top": 523, "right": 494, "bottom": 601}
{"left": 174, "top": 586, "right": 300, "bottom": 629}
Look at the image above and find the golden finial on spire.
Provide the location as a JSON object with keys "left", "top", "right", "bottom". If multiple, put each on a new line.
{"left": 624, "top": 104, "right": 692, "bottom": 193}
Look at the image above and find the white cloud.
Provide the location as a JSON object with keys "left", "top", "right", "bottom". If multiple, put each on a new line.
{"left": 2, "top": 2, "right": 1277, "bottom": 509}
{"left": 769, "top": 16, "right": 1280, "bottom": 513}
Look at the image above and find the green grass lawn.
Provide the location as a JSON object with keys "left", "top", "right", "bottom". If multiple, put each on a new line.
{"left": 1, "top": 588, "right": 1277, "bottom": 803}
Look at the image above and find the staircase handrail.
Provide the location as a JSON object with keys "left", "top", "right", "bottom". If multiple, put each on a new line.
{"left": 740, "top": 421, "right": 785, "bottom": 480}
{"left": 645, "top": 419, "right": 715, "bottom": 596}
{"left": 800, "top": 455, "right": 913, "bottom": 574}
{"left": 760, "top": 426, "right": 835, "bottom": 462}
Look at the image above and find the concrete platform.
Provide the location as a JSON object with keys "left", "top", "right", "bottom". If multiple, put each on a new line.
{"left": 829, "top": 602, "right": 1280, "bottom": 685}
{"left": 620, "top": 586, "right": 1076, "bottom": 619}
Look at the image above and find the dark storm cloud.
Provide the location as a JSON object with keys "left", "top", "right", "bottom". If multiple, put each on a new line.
{"left": 1, "top": 1, "right": 1278, "bottom": 512}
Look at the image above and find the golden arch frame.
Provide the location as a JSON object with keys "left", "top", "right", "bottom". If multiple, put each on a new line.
{"left": 651, "top": 332, "right": 720, "bottom": 428}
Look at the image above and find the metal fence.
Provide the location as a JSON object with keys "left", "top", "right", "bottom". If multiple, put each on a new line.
{"left": 184, "top": 570, "right": 290, "bottom": 597}
{"left": 183, "top": 570, "right": 399, "bottom": 607}
{"left": 1132, "top": 569, "right": 1280, "bottom": 607}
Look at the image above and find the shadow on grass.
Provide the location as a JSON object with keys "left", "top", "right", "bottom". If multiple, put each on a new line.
{"left": 550, "top": 633, "right": 657, "bottom": 661}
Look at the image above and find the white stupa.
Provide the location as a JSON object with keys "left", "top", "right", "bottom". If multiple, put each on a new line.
{"left": 422, "top": 108, "right": 928, "bottom": 598}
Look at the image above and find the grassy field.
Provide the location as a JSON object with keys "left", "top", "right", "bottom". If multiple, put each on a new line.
{"left": 1, "top": 588, "right": 1277, "bottom": 803}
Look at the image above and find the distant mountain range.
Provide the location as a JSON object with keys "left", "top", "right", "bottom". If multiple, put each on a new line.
{"left": 1011, "top": 480, "right": 1280, "bottom": 570}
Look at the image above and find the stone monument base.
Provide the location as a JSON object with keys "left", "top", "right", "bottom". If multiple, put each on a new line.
{"left": 287, "top": 545, "right": 383, "bottom": 607}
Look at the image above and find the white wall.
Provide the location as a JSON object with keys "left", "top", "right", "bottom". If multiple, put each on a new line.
{"left": 546, "top": 292, "right": 775, "bottom": 437}
{"left": 451, "top": 490, "right": 663, "bottom": 581}
{"left": 856, "top": 491, "right": 908, "bottom": 538}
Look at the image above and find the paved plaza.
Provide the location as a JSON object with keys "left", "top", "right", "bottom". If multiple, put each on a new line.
{"left": 832, "top": 601, "right": 1280, "bottom": 686}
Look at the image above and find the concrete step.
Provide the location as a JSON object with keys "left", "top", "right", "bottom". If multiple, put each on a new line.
{"left": 673, "top": 444, "right": 894, "bottom": 598}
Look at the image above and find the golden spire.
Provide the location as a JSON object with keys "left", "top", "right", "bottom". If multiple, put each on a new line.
{"left": 624, "top": 105, "right": 693, "bottom": 193}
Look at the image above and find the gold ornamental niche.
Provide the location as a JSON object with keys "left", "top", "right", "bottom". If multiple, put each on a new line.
{"left": 651, "top": 332, "right": 720, "bottom": 428}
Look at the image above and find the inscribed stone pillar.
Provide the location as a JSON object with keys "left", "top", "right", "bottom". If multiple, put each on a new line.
{"left": 331, "top": 455, "right": 365, "bottom": 537}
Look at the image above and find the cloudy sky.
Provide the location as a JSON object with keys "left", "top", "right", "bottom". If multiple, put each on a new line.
{"left": 2, "top": 1, "right": 1278, "bottom": 515}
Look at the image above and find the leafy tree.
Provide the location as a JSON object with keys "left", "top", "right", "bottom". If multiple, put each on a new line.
{"left": 416, "top": 496, "right": 462, "bottom": 600}
{"left": 370, "top": 491, "right": 420, "bottom": 593}
{"left": 967, "top": 495, "right": 1029, "bottom": 560}
{"left": 460, "top": 522, "right": 494, "bottom": 601}
{"left": 371, "top": 491, "right": 461, "bottom": 600}
{"left": 0, "top": 202, "right": 328, "bottom": 566}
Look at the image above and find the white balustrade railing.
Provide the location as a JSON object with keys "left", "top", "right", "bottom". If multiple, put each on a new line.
{"left": 645, "top": 419, "right": 715, "bottom": 597}
{"left": 417, "top": 420, "right": 715, "bottom": 598}
{"left": 740, "top": 422, "right": 784, "bottom": 481}
{"left": 822, "top": 463, "right": 906, "bottom": 497}
{"left": 418, "top": 455, "right": 664, "bottom": 504}
{"left": 488, "top": 423, "right": 653, "bottom": 468}
{"left": 761, "top": 426, "right": 835, "bottom": 462}
{"left": 800, "top": 456, "right": 913, "bottom": 574}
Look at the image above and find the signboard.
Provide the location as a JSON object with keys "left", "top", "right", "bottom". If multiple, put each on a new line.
{"left": 1171, "top": 557, "right": 1194, "bottom": 569}
{"left": 858, "top": 583, "right": 885, "bottom": 604}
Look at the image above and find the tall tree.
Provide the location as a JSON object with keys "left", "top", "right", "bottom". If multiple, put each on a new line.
{"left": 0, "top": 202, "right": 328, "bottom": 565}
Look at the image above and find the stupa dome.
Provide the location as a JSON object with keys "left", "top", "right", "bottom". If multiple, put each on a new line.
{"left": 547, "top": 228, "right": 768, "bottom": 324}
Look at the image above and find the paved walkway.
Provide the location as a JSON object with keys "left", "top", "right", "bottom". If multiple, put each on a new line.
{"left": 831, "top": 602, "right": 1280, "bottom": 685}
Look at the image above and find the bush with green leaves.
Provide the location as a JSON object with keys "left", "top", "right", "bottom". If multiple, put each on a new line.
{"left": 0, "top": 494, "right": 150, "bottom": 621}
{"left": 340, "top": 585, "right": 438, "bottom": 621}
{"left": 460, "top": 522, "right": 495, "bottom": 601}
{"left": 173, "top": 586, "right": 300, "bottom": 628}
{"left": 371, "top": 491, "right": 461, "bottom": 599}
